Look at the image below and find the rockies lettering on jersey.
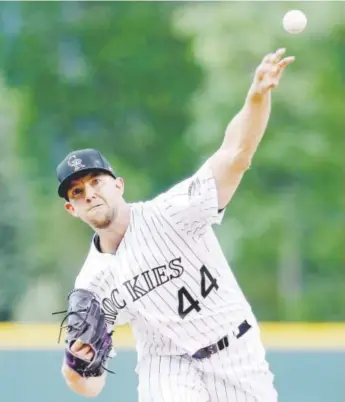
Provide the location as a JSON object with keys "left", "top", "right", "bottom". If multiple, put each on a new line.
{"left": 75, "top": 161, "right": 253, "bottom": 359}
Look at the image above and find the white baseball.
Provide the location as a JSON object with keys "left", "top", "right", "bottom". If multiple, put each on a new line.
{"left": 283, "top": 10, "right": 307, "bottom": 34}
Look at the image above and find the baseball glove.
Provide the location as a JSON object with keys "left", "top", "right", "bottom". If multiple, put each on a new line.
{"left": 54, "top": 288, "right": 115, "bottom": 378}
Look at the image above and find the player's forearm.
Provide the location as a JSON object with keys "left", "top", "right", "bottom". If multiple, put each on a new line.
{"left": 67, "top": 378, "right": 105, "bottom": 398}
{"left": 220, "top": 89, "right": 271, "bottom": 172}
{"left": 62, "top": 361, "right": 106, "bottom": 398}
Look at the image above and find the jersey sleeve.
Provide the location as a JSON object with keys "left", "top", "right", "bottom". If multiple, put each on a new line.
{"left": 156, "top": 161, "right": 225, "bottom": 239}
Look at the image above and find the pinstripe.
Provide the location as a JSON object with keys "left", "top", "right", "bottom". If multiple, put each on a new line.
{"left": 148, "top": 355, "right": 153, "bottom": 402}
{"left": 156, "top": 333, "right": 163, "bottom": 355}
{"left": 148, "top": 320, "right": 155, "bottom": 356}
{"left": 121, "top": 235, "right": 137, "bottom": 283}
{"left": 99, "top": 270, "right": 113, "bottom": 292}
{"left": 201, "top": 236, "right": 210, "bottom": 252}
{"left": 167, "top": 357, "right": 175, "bottom": 402}
{"left": 189, "top": 360, "right": 199, "bottom": 397}
{"left": 213, "top": 374, "right": 220, "bottom": 402}
{"left": 223, "top": 380, "right": 229, "bottom": 401}
{"left": 140, "top": 318, "right": 149, "bottom": 357}
{"left": 108, "top": 264, "right": 116, "bottom": 283}
{"left": 235, "top": 334, "right": 247, "bottom": 401}
{"left": 165, "top": 191, "right": 189, "bottom": 199}
{"left": 231, "top": 333, "right": 245, "bottom": 397}
{"left": 158, "top": 356, "right": 164, "bottom": 401}
{"left": 177, "top": 357, "right": 184, "bottom": 402}
{"left": 203, "top": 350, "right": 225, "bottom": 402}
{"left": 234, "top": 385, "right": 238, "bottom": 402}
{"left": 138, "top": 356, "right": 151, "bottom": 402}
{"left": 244, "top": 334, "right": 254, "bottom": 400}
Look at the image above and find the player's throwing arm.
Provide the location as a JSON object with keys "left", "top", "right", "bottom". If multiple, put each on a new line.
{"left": 207, "top": 48, "right": 294, "bottom": 209}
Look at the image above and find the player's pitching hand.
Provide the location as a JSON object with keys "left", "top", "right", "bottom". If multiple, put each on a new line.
{"left": 249, "top": 48, "right": 295, "bottom": 98}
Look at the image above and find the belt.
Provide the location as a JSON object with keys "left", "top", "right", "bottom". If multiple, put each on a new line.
{"left": 191, "top": 320, "right": 252, "bottom": 360}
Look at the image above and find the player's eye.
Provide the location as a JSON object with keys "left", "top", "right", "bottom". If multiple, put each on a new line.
{"left": 91, "top": 177, "right": 100, "bottom": 186}
{"left": 72, "top": 187, "right": 83, "bottom": 197}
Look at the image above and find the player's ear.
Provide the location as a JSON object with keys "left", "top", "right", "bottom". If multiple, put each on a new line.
{"left": 115, "top": 177, "right": 125, "bottom": 196}
{"left": 64, "top": 202, "right": 79, "bottom": 218}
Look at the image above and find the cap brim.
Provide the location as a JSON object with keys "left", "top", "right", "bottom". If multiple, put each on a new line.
{"left": 58, "top": 167, "right": 116, "bottom": 199}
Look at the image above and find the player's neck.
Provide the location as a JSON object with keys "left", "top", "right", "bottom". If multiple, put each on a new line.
{"left": 96, "top": 203, "right": 131, "bottom": 254}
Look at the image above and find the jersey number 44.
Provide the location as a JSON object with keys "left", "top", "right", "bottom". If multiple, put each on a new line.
{"left": 178, "top": 265, "right": 219, "bottom": 319}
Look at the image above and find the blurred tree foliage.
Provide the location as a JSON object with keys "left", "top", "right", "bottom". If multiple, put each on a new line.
{"left": 0, "top": 77, "right": 31, "bottom": 320}
{"left": 0, "top": 2, "right": 202, "bottom": 320}
{"left": 0, "top": 2, "right": 343, "bottom": 321}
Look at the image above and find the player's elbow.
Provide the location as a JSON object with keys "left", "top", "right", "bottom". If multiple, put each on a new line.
{"left": 230, "top": 150, "right": 252, "bottom": 173}
{"left": 85, "top": 378, "right": 106, "bottom": 398}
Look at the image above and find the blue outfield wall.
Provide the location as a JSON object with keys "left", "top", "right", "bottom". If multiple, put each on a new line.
{"left": 1, "top": 349, "right": 344, "bottom": 402}
{"left": 0, "top": 323, "right": 344, "bottom": 402}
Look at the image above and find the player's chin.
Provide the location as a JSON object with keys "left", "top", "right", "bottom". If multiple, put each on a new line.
{"left": 90, "top": 215, "right": 112, "bottom": 230}
{"left": 86, "top": 207, "right": 114, "bottom": 229}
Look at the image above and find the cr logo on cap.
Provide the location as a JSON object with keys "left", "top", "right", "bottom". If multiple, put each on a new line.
{"left": 67, "top": 154, "right": 85, "bottom": 172}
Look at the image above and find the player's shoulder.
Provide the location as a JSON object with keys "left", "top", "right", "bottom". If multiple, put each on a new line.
{"left": 155, "top": 161, "right": 214, "bottom": 201}
{"left": 130, "top": 195, "right": 166, "bottom": 217}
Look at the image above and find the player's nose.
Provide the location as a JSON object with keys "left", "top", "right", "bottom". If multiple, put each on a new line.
{"left": 84, "top": 183, "right": 97, "bottom": 202}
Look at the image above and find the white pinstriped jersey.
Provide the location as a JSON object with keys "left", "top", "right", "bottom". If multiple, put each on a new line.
{"left": 75, "top": 162, "right": 256, "bottom": 361}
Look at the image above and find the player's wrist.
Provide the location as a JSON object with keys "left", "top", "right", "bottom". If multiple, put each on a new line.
{"left": 246, "top": 85, "right": 271, "bottom": 104}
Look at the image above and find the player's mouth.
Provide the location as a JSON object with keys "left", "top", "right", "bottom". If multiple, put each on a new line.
{"left": 88, "top": 204, "right": 104, "bottom": 212}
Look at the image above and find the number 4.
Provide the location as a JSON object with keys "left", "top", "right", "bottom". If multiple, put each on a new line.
{"left": 200, "top": 265, "right": 219, "bottom": 298}
{"left": 178, "top": 265, "right": 219, "bottom": 319}
{"left": 178, "top": 287, "right": 200, "bottom": 319}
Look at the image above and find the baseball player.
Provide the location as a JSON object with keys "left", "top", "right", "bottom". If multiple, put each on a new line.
{"left": 57, "top": 48, "right": 294, "bottom": 401}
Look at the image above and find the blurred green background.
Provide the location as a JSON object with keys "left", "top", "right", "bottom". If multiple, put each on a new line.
{"left": 0, "top": 2, "right": 344, "bottom": 401}
{"left": 0, "top": 1, "right": 343, "bottom": 323}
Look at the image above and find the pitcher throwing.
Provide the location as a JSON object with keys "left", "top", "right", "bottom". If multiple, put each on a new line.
{"left": 56, "top": 48, "right": 294, "bottom": 401}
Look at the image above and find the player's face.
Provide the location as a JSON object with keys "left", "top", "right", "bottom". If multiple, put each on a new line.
{"left": 64, "top": 172, "right": 125, "bottom": 229}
